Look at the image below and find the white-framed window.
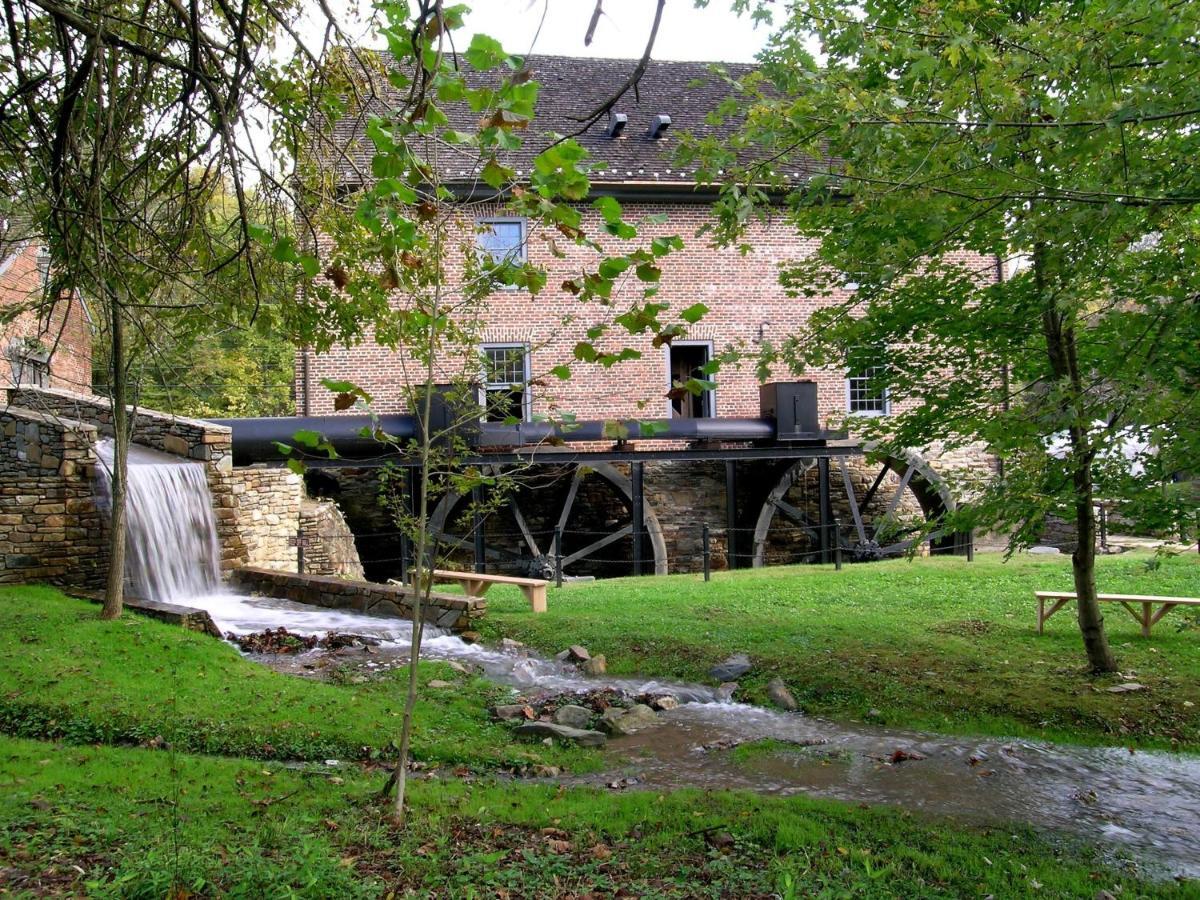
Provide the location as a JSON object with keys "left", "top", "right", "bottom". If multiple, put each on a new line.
{"left": 7, "top": 338, "right": 49, "bottom": 387}
{"left": 666, "top": 341, "right": 715, "bottom": 419}
{"left": 847, "top": 363, "right": 890, "bottom": 416}
{"left": 481, "top": 343, "right": 531, "bottom": 422}
{"left": 476, "top": 218, "right": 526, "bottom": 266}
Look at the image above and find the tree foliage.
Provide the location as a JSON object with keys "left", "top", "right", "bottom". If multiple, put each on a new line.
{"left": 697, "top": 0, "right": 1200, "bottom": 671}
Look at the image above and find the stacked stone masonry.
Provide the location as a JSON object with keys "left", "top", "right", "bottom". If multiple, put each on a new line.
{"left": 299, "top": 498, "right": 366, "bottom": 580}
{"left": 0, "top": 407, "right": 104, "bottom": 586}
{"left": 229, "top": 566, "right": 483, "bottom": 632}
{"left": 0, "top": 387, "right": 321, "bottom": 589}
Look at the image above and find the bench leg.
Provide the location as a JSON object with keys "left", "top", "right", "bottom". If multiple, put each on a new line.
{"left": 525, "top": 585, "right": 547, "bottom": 614}
{"left": 1037, "top": 596, "right": 1045, "bottom": 635}
{"left": 1150, "top": 602, "right": 1178, "bottom": 633}
{"left": 1142, "top": 601, "right": 1152, "bottom": 638}
{"left": 463, "top": 579, "right": 491, "bottom": 598}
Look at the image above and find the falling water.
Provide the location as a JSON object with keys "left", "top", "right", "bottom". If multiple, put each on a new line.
{"left": 94, "top": 438, "right": 222, "bottom": 603}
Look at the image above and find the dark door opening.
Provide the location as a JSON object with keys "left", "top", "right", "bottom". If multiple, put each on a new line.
{"left": 668, "top": 343, "right": 713, "bottom": 419}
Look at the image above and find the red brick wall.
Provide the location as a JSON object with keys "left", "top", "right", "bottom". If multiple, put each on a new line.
{"left": 0, "top": 242, "right": 93, "bottom": 394}
{"left": 297, "top": 202, "right": 999, "bottom": 426}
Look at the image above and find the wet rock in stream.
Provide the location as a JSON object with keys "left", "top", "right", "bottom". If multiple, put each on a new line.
{"left": 228, "top": 628, "right": 382, "bottom": 655}
{"left": 552, "top": 704, "right": 594, "bottom": 729}
{"left": 515, "top": 721, "right": 607, "bottom": 748}
{"left": 600, "top": 704, "right": 662, "bottom": 736}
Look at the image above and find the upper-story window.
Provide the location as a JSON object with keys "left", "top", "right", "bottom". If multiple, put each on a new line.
{"left": 477, "top": 218, "right": 526, "bottom": 266}
{"left": 8, "top": 338, "right": 49, "bottom": 387}
{"left": 481, "top": 343, "right": 531, "bottom": 422}
{"left": 847, "top": 363, "right": 890, "bottom": 416}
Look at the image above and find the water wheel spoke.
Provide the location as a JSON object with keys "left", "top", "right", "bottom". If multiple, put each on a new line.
{"left": 859, "top": 463, "right": 891, "bottom": 511}
{"left": 877, "top": 528, "right": 944, "bottom": 556}
{"left": 771, "top": 498, "right": 819, "bottom": 541}
{"left": 839, "top": 461, "right": 869, "bottom": 545}
{"left": 555, "top": 467, "right": 584, "bottom": 534}
{"left": 508, "top": 498, "right": 543, "bottom": 558}
{"left": 428, "top": 529, "right": 471, "bottom": 552}
{"left": 560, "top": 525, "right": 632, "bottom": 568}
{"left": 879, "top": 464, "right": 916, "bottom": 524}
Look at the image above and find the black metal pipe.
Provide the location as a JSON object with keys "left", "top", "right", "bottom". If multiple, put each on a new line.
{"left": 211, "top": 414, "right": 419, "bottom": 466}
{"left": 216, "top": 414, "right": 780, "bottom": 465}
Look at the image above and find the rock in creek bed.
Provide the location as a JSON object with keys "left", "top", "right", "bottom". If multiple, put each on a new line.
{"left": 226, "top": 628, "right": 381, "bottom": 655}
{"left": 514, "top": 721, "right": 607, "bottom": 748}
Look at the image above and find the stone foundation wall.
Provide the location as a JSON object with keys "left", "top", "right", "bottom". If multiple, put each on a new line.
{"left": 0, "top": 408, "right": 104, "bottom": 587}
{"left": 2, "top": 387, "right": 313, "bottom": 581}
{"left": 3, "top": 387, "right": 251, "bottom": 573}
{"left": 229, "top": 566, "right": 483, "bottom": 631}
{"left": 643, "top": 460, "right": 729, "bottom": 571}
{"left": 225, "top": 468, "right": 302, "bottom": 571}
{"left": 300, "top": 498, "right": 365, "bottom": 579}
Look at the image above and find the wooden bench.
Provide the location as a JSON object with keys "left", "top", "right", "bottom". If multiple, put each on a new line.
{"left": 431, "top": 569, "right": 549, "bottom": 614}
{"left": 1035, "top": 591, "right": 1200, "bottom": 637}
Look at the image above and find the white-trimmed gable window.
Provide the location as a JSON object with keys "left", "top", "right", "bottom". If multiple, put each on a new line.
{"left": 481, "top": 343, "right": 531, "bottom": 422}
{"left": 847, "top": 363, "right": 889, "bottom": 416}
{"left": 476, "top": 218, "right": 526, "bottom": 266}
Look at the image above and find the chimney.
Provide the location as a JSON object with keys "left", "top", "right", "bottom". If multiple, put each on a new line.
{"left": 606, "top": 112, "right": 628, "bottom": 138}
{"left": 647, "top": 114, "right": 671, "bottom": 139}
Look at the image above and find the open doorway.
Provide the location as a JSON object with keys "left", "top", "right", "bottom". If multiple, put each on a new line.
{"left": 668, "top": 342, "right": 713, "bottom": 418}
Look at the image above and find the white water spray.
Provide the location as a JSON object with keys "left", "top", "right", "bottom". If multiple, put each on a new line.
{"left": 94, "top": 438, "right": 222, "bottom": 604}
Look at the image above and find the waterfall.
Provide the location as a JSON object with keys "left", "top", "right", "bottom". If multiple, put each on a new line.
{"left": 94, "top": 438, "right": 222, "bottom": 603}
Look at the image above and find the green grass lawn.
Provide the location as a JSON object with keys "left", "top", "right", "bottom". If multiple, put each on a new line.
{"left": 0, "top": 585, "right": 589, "bottom": 771}
{"left": 1, "top": 735, "right": 1183, "bottom": 898}
{"left": 478, "top": 551, "right": 1200, "bottom": 750}
{"left": 2, "top": 578, "right": 1197, "bottom": 895}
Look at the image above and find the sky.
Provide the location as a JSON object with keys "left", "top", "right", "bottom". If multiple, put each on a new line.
{"left": 460, "top": 1, "right": 772, "bottom": 63}
{"left": 311, "top": 1, "right": 774, "bottom": 63}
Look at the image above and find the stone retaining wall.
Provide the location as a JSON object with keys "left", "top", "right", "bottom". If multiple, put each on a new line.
{"left": 300, "top": 498, "right": 365, "bottom": 579}
{"left": 0, "top": 407, "right": 104, "bottom": 586}
{"left": 2, "top": 387, "right": 315, "bottom": 579}
{"left": 229, "top": 566, "right": 483, "bottom": 632}
{"left": 225, "top": 468, "right": 302, "bottom": 571}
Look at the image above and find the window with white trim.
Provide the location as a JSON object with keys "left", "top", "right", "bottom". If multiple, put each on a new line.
{"left": 7, "top": 338, "right": 49, "bottom": 387}
{"left": 481, "top": 344, "right": 531, "bottom": 422}
{"left": 847, "top": 364, "right": 889, "bottom": 416}
{"left": 476, "top": 218, "right": 526, "bottom": 266}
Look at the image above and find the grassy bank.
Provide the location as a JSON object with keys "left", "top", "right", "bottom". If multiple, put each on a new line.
{"left": 0, "top": 585, "right": 587, "bottom": 771}
{"left": 0, "top": 735, "right": 1180, "bottom": 897}
{"left": 479, "top": 552, "right": 1200, "bottom": 750}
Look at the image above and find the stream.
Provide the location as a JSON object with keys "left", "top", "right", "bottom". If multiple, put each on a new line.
{"left": 188, "top": 591, "right": 1200, "bottom": 880}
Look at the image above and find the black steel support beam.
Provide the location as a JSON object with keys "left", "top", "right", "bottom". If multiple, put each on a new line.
{"left": 286, "top": 442, "right": 864, "bottom": 469}
{"left": 725, "top": 460, "right": 738, "bottom": 569}
{"left": 818, "top": 457, "right": 832, "bottom": 564}
{"left": 471, "top": 484, "right": 486, "bottom": 574}
{"left": 631, "top": 462, "right": 645, "bottom": 576}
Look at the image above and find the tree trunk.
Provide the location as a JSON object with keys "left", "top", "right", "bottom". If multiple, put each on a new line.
{"left": 1036, "top": 244, "right": 1117, "bottom": 673}
{"left": 101, "top": 293, "right": 127, "bottom": 620}
{"left": 1070, "top": 465, "right": 1116, "bottom": 672}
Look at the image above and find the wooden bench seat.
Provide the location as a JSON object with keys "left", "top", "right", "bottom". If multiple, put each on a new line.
{"left": 1035, "top": 590, "right": 1200, "bottom": 637}
{"left": 431, "top": 569, "right": 549, "bottom": 614}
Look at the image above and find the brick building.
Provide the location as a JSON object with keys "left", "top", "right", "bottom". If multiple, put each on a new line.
{"left": 293, "top": 56, "right": 999, "bottom": 579}
{"left": 0, "top": 232, "right": 93, "bottom": 394}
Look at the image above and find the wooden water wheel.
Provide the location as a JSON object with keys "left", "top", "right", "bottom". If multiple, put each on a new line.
{"left": 751, "top": 453, "right": 961, "bottom": 566}
{"left": 428, "top": 462, "right": 667, "bottom": 577}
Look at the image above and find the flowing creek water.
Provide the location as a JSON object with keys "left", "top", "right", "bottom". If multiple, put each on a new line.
{"left": 190, "top": 590, "right": 1200, "bottom": 881}
{"left": 96, "top": 449, "right": 1200, "bottom": 880}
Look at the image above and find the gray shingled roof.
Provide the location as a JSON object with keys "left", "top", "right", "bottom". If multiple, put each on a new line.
{"left": 327, "top": 54, "right": 819, "bottom": 190}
